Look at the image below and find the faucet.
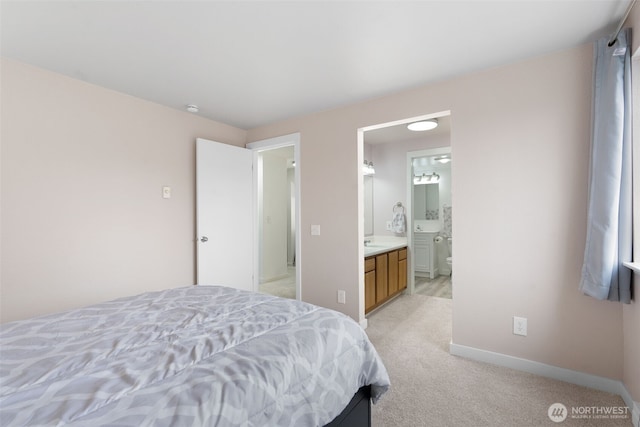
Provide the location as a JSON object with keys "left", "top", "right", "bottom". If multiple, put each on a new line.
{"left": 364, "top": 239, "right": 371, "bottom": 246}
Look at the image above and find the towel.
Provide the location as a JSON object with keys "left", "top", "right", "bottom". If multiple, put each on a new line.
{"left": 391, "top": 212, "right": 406, "bottom": 234}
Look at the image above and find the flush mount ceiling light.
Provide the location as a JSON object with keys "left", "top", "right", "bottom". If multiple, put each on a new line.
{"left": 407, "top": 119, "right": 438, "bottom": 131}
{"left": 436, "top": 156, "right": 451, "bottom": 164}
{"left": 186, "top": 104, "right": 199, "bottom": 113}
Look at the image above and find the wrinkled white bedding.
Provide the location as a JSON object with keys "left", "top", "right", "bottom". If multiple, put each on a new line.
{"left": 0, "top": 286, "right": 389, "bottom": 426}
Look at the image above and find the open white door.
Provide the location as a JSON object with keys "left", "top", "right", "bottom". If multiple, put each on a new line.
{"left": 196, "top": 138, "right": 254, "bottom": 290}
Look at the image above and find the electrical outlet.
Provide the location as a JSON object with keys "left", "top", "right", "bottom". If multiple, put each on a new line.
{"left": 513, "top": 316, "right": 527, "bottom": 336}
{"left": 337, "top": 290, "right": 346, "bottom": 304}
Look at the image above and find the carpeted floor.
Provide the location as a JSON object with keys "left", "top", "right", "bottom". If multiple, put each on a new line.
{"left": 259, "top": 267, "right": 296, "bottom": 299}
{"left": 366, "top": 294, "right": 632, "bottom": 426}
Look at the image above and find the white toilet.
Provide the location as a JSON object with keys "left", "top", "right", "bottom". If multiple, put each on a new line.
{"left": 446, "top": 238, "right": 453, "bottom": 275}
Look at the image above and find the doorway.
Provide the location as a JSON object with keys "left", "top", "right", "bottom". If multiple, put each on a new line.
{"left": 358, "top": 112, "right": 451, "bottom": 320}
{"left": 247, "top": 134, "right": 301, "bottom": 300}
{"left": 406, "top": 147, "right": 452, "bottom": 298}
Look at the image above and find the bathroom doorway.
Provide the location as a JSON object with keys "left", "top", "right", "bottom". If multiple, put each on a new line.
{"left": 358, "top": 112, "right": 452, "bottom": 321}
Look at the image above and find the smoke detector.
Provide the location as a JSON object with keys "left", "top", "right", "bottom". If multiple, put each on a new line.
{"left": 186, "top": 104, "right": 199, "bottom": 113}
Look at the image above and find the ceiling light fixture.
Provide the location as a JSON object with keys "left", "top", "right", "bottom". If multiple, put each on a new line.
{"left": 407, "top": 119, "right": 438, "bottom": 131}
{"left": 186, "top": 104, "right": 199, "bottom": 113}
{"left": 436, "top": 156, "right": 451, "bottom": 164}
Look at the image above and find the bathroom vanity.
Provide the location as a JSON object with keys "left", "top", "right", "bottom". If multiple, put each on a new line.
{"left": 364, "top": 245, "right": 407, "bottom": 314}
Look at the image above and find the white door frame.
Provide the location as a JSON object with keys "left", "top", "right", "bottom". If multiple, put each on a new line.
{"left": 246, "top": 133, "right": 302, "bottom": 300}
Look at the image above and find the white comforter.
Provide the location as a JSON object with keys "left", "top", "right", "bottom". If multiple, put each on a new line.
{"left": 0, "top": 286, "right": 389, "bottom": 426}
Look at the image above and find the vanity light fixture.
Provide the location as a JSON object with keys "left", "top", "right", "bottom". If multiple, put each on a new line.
{"left": 363, "top": 160, "right": 376, "bottom": 176}
{"left": 413, "top": 172, "right": 440, "bottom": 185}
{"left": 407, "top": 119, "right": 438, "bottom": 131}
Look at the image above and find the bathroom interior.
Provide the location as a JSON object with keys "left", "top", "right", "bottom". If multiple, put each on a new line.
{"left": 363, "top": 113, "right": 452, "bottom": 310}
{"left": 258, "top": 114, "right": 453, "bottom": 305}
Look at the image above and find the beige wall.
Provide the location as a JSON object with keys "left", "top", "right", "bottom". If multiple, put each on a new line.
{"left": 247, "top": 44, "right": 631, "bottom": 390}
{"left": 630, "top": 5, "right": 640, "bottom": 56}
{"left": 0, "top": 58, "right": 246, "bottom": 322}
{"left": 1, "top": 35, "right": 636, "bottom": 403}
{"left": 624, "top": 8, "right": 640, "bottom": 404}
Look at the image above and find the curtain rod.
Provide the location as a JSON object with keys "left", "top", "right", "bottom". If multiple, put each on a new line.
{"left": 608, "top": 0, "right": 637, "bottom": 46}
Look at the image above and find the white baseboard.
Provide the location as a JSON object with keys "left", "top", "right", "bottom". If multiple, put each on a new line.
{"left": 631, "top": 400, "right": 640, "bottom": 427}
{"left": 450, "top": 342, "right": 639, "bottom": 427}
{"left": 619, "top": 392, "right": 639, "bottom": 427}
{"left": 359, "top": 318, "right": 368, "bottom": 329}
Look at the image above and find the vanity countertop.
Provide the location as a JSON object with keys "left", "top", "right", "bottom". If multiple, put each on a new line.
{"left": 364, "top": 236, "right": 408, "bottom": 257}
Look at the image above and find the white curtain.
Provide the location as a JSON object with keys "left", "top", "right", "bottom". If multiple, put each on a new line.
{"left": 579, "top": 28, "right": 632, "bottom": 303}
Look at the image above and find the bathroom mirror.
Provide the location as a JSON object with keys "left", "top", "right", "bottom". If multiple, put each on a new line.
{"left": 413, "top": 182, "right": 439, "bottom": 220}
{"left": 364, "top": 176, "right": 373, "bottom": 235}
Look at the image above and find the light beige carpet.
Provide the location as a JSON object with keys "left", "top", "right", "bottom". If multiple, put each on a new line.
{"left": 366, "top": 294, "right": 632, "bottom": 426}
{"left": 259, "top": 267, "right": 296, "bottom": 299}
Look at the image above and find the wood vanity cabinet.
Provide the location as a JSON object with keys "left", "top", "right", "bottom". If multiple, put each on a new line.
{"left": 398, "top": 248, "right": 407, "bottom": 291}
{"left": 364, "top": 258, "right": 376, "bottom": 312}
{"left": 375, "top": 253, "right": 388, "bottom": 302}
{"left": 387, "top": 250, "right": 399, "bottom": 295}
{"left": 365, "top": 246, "right": 407, "bottom": 314}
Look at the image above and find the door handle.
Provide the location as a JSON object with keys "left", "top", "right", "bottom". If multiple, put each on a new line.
{"left": 200, "top": 236, "right": 208, "bottom": 243}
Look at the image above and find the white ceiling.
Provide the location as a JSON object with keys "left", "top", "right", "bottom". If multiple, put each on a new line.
{"left": 0, "top": 1, "right": 630, "bottom": 131}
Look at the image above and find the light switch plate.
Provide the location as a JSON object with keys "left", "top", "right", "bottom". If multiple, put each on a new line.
{"left": 162, "top": 186, "right": 171, "bottom": 199}
{"left": 337, "top": 290, "right": 346, "bottom": 304}
{"left": 311, "top": 225, "right": 321, "bottom": 236}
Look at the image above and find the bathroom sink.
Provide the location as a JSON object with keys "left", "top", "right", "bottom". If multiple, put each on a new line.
{"left": 365, "top": 243, "right": 400, "bottom": 256}
{"left": 364, "top": 236, "right": 408, "bottom": 257}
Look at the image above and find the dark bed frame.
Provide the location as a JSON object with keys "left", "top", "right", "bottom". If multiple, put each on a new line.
{"left": 324, "top": 385, "right": 372, "bottom": 427}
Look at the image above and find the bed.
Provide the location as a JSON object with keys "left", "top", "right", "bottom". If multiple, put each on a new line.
{"left": 0, "top": 285, "right": 390, "bottom": 426}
